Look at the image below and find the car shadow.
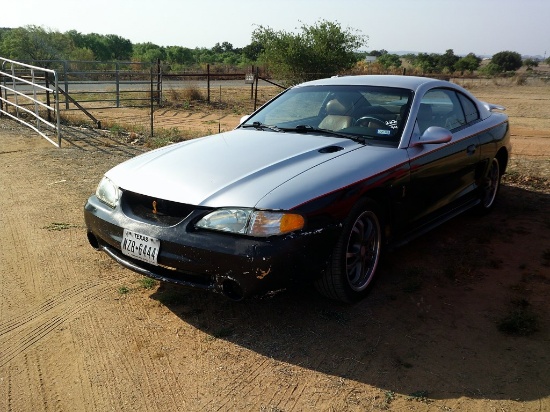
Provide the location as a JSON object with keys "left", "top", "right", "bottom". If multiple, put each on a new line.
{"left": 149, "top": 184, "right": 550, "bottom": 402}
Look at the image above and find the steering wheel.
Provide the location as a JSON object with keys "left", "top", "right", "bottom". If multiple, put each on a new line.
{"left": 355, "top": 116, "right": 388, "bottom": 128}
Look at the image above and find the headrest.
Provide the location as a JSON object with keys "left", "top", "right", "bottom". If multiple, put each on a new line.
{"left": 326, "top": 98, "right": 351, "bottom": 115}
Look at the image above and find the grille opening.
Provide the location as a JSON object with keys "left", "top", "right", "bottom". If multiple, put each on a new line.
{"left": 121, "top": 191, "right": 196, "bottom": 226}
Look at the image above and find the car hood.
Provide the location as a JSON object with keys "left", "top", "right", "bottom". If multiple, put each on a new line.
{"left": 106, "top": 129, "right": 365, "bottom": 208}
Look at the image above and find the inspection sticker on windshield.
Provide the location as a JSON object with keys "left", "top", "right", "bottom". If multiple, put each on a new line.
{"left": 377, "top": 129, "right": 391, "bottom": 135}
{"left": 121, "top": 229, "right": 160, "bottom": 265}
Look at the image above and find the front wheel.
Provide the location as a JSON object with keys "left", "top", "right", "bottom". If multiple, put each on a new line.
{"left": 315, "top": 199, "right": 383, "bottom": 302}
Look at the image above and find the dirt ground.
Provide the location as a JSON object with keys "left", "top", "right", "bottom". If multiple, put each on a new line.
{"left": 0, "top": 81, "right": 549, "bottom": 412}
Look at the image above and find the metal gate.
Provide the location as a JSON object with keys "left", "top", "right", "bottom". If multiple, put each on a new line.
{"left": 0, "top": 57, "right": 61, "bottom": 147}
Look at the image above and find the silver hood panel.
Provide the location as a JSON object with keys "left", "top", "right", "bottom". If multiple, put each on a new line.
{"left": 106, "top": 129, "right": 373, "bottom": 208}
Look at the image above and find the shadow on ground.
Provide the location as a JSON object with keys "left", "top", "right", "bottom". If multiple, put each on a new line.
{"left": 59, "top": 124, "right": 145, "bottom": 157}
{"left": 151, "top": 184, "right": 550, "bottom": 402}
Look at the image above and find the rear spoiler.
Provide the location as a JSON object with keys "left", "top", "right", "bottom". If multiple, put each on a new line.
{"left": 482, "top": 102, "right": 506, "bottom": 112}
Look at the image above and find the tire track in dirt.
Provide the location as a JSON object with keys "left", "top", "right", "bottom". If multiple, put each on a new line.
{"left": 0, "top": 279, "right": 101, "bottom": 335}
{"left": 196, "top": 355, "right": 287, "bottom": 411}
{"left": 0, "top": 281, "right": 111, "bottom": 367}
{"left": 68, "top": 300, "right": 189, "bottom": 411}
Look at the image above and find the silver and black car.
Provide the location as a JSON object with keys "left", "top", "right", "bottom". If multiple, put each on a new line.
{"left": 84, "top": 75, "right": 511, "bottom": 302}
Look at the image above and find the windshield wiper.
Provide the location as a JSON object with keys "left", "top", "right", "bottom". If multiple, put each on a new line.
{"left": 241, "top": 122, "right": 283, "bottom": 132}
{"left": 281, "top": 125, "right": 367, "bottom": 144}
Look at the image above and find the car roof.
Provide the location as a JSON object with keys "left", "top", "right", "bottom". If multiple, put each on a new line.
{"left": 296, "top": 75, "right": 452, "bottom": 93}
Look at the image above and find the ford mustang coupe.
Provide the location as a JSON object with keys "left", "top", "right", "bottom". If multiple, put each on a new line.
{"left": 84, "top": 75, "right": 510, "bottom": 302}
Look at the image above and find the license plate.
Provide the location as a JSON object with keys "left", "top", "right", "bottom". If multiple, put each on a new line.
{"left": 121, "top": 229, "right": 160, "bottom": 265}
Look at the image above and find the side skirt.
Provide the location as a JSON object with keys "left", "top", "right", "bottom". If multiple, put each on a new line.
{"left": 388, "top": 197, "right": 480, "bottom": 251}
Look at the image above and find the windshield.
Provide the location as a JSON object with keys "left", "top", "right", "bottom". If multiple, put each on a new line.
{"left": 241, "top": 85, "right": 413, "bottom": 145}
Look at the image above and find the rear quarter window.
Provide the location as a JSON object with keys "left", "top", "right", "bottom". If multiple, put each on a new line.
{"left": 458, "top": 93, "right": 480, "bottom": 124}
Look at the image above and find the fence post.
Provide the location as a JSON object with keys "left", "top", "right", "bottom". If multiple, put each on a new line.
{"left": 156, "top": 59, "right": 162, "bottom": 105}
{"left": 63, "top": 60, "right": 69, "bottom": 109}
{"left": 116, "top": 62, "right": 120, "bottom": 108}
{"left": 254, "top": 66, "right": 259, "bottom": 111}
{"left": 150, "top": 67, "right": 154, "bottom": 137}
{"left": 250, "top": 65, "right": 254, "bottom": 99}
{"left": 207, "top": 64, "right": 210, "bottom": 103}
{"left": 31, "top": 68, "right": 40, "bottom": 131}
{"left": 54, "top": 71, "right": 61, "bottom": 147}
{"left": 1, "top": 60, "right": 5, "bottom": 114}
{"left": 11, "top": 63, "right": 19, "bottom": 117}
{"left": 44, "top": 72, "right": 52, "bottom": 122}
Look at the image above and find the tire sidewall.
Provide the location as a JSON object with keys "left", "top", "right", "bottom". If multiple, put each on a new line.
{"left": 478, "top": 157, "right": 501, "bottom": 213}
{"left": 329, "top": 198, "right": 384, "bottom": 302}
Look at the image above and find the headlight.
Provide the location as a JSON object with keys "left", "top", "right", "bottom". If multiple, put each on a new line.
{"left": 196, "top": 209, "right": 304, "bottom": 237}
{"left": 248, "top": 211, "right": 305, "bottom": 236}
{"left": 196, "top": 208, "right": 252, "bottom": 234}
{"left": 96, "top": 176, "right": 120, "bottom": 208}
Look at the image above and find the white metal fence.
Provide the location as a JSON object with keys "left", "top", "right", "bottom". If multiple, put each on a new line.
{"left": 0, "top": 57, "right": 61, "bottom": 147}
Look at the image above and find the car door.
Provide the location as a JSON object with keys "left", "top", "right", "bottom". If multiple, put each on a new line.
{"left": 405, "top": 88, "right": 481, "bottom": 227}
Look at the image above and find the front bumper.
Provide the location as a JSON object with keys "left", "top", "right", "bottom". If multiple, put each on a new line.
{"left": 84, "top": 195, "right": 337, "bottom": 300}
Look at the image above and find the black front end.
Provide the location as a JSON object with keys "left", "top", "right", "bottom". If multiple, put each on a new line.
{"left": 84, "top": 190, "right": 337, "bottom": 300}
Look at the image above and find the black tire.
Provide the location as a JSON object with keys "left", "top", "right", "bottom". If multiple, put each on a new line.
{"left": 315, "top": 198, "right": 383, "bottom": 303}
{"left": 477, "top": 157, "right": 501, "bottom": 213}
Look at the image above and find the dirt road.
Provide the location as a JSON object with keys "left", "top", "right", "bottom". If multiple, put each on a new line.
{"left": 0, "top": 82, "right": 549, "bottom": 411}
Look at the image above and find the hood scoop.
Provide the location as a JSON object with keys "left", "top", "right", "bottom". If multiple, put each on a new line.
{"left": 318, "top": 145, "right": 344, "bottom": 154}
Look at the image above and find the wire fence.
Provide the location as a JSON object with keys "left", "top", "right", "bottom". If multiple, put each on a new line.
{"left": 3, "top": 57, "right": 549, "bottom": 145}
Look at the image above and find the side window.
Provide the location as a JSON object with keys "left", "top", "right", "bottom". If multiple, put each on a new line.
{"left": 419, "top": 89, "right": 467, "bottom": 132}
{"left": 458, "top": 93, "right": 480, "bottom": 124}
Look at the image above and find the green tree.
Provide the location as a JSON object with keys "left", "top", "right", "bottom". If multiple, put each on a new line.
{"left": 132, "top": 42, "right": 166, "bottom": 62}
{"left": 67, "top": 31, "right": 110, "bottom": 60}
{"left": 414, "top": 53, "right": 439, "bottom": 73}
{"left": 212, "top": 41, "right": 235, "bottom": 54}
{"left": 1, "top": 26, "right": 72, "bottom": 61}
{"left": 523, "top": 58, "right": 539, "bottom": 70}
{"left": 368, "top": 49, "right": 388, "bottom": 57}
{"left": 377, "top": 53, "right": 401, "bottom": 70}
{"left": 480, "top": 63, "right": 502, "bottom": 76}
{"left": 104, "top": 34, "right": 132, "bottom": 60}
{"left": 455, "top": 53, "right": 482, "bottom": 74}
{"left": 490, "top": 51, "right": 522, "bottom": 72}
{"left": 165, "top": 46, "right": 195, "bottom": 66}
{"left": 68, "top": 47, "right": 95, "bottom": 61}
{"left": 439, "top": 49, "right": 459, "bottom": 73}
{"left": 193, "top": 47, "right": 218, "bottom": 64}
{"left": 252, "top": 19, "right": 367, "bottom": 84}
{"left": 242, "top": 41, "right": 264, "bottom": 61}
{"left": 401, "top": 53, "right": 417, "bottom": 66}
{"left": 66, "top": 31, "right": 132, "bottom": 61}
{"left": 0, "top": 28, "right": 10, "bottom": 46}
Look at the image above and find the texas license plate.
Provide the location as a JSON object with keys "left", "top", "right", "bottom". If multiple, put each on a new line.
{"left": 121, "top": 229, "right": 160, "bottom": 265}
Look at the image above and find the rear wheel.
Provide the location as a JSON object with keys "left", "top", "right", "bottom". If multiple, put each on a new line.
{"left": 315, "top": 199, "right": 383, "bottom": 302}
{"left": 478, "top": 157, "right": 501, "bottom": 212}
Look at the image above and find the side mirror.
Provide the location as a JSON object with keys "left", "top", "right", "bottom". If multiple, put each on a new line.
{"left": 411, "top": 126, "right": 452, "bottom": 147}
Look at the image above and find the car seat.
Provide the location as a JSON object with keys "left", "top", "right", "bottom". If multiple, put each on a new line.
{"left": 319, "top": 98, "right": 354, "bottom": 131}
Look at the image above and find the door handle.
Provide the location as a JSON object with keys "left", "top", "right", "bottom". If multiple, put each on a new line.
{"left": 467, "top": 144, "right": 476, "bottom": 155}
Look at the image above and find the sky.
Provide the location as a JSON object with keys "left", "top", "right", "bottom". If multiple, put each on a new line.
{"left": 2, "top": 0, "right": 549, "bottom": 57}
